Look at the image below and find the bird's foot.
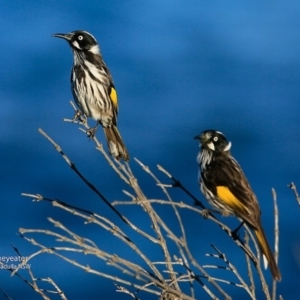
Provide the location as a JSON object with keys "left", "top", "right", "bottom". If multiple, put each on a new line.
{"left": 86, "top": 125, "right": 98, "bottom": 139}
{"left": 200, "top": 209, "right": 210, "bottom": 218}
{"left": 220, "top": 209, "right": 230, "bottom": 217}
{"left": 72, "top": 110, "right": 85, "bottom": 123}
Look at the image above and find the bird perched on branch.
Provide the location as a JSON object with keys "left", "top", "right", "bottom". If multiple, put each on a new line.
{"left": 52, "top": 30, "right": 129, "bottom": 161}
{"left": 195, "top": 129, "right": 281, "bottom": 281}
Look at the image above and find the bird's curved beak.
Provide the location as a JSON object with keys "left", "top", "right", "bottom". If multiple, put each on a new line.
{"left": 194, "top": 133, "right": 205, "bottom": 142}
{"left": 52, "top": 33, "right": 72, "bottom": 41}
{"left": 194, "top": 133, "right": 208, "bottom": 146}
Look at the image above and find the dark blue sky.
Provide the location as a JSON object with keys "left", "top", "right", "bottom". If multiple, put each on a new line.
{"left": 1, "top": 1, "right": 300, "bottom": 299}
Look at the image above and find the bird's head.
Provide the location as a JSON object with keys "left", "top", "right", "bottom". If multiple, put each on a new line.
{"left": 194, "top": 130, "right": 232, "bottom": 152}
{"left": 52, "top": 30, "right": 100, "bottom": 54}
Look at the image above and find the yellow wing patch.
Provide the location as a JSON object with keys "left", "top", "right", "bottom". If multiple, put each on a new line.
{"left": 216, "top": 186, "right": 248, "bottom": 213}
{"left": 110, "top": 87, "right": 118, "bottom": 109}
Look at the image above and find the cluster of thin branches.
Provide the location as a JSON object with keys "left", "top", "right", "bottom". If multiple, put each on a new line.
{"left": 3, "top": 103, "right": 293, "bottom": 299}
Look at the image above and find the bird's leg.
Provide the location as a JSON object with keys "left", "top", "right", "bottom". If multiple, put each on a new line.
{"left": 200, "top": 208, "right": 219, "bottom": 218}
{"left": 201, "top": 209, "right": 210, "bottom": 218}
{"left": 231, "top": 221, "right": 245, "bottom": 240}
{"left": 86, "top": 122, "right": 99, "bottom": 138}
{"left": 72, "top": 109, "right": 85, "bottom": 123}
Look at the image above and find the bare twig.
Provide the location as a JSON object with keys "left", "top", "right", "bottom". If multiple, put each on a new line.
{"left": 288, "top": 182, "right": 300, "bottom": 207}
{"left": 38, "top": 128, "right": 129, "bottom": 224}
{"left": 34, "top": 278, "right": 67, "bottom": 300}
{"left": 206, "top": 244, "right": 255, "bottom": 299}
{"left": 127, "top": 169, "right": 180, "bottom": 292}
{"left": 0, "top": 287, "right": 13, "bottom": 300}
{"left": 115, "top": 284, "right": 140, "bottom": 300}
{"left": 16, "top": 109, "right": 282, "bottom": 299}
{"left": 271, "top": 188, "right": 279, "bottom": 300}
{"left": 18, "top": 234, "right": 163, "bottom": 297}
{"left": 19, "top": 196, "right": 164, "bottom": 282}
{"left": 244, "top": 233, "right": 255, "bottom": 297}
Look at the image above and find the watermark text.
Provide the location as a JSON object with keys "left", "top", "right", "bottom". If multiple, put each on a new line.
{"left": 0, "top": 256, "right": 30, "bottom": 270}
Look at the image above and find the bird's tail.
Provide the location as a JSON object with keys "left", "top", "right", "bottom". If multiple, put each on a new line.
{"left": 254, "top": 226, "right": 281, "bottom": 281}
{"left": 103, "top": 125, "right": 129, "bottom": 161}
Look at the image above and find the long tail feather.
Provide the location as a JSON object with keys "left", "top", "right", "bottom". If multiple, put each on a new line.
{"left": 254, "top": 227, "right": 281, "bottom": 281}
{"left": 103, "top": 126, "right": 129, "bottom": 161}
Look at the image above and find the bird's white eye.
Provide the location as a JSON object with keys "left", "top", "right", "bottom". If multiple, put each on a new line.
{"left": 78, "top": 35, "right": 83, "bottom": 41}
{"left": 213, "top": 136, "right": 218, "bottom": 142}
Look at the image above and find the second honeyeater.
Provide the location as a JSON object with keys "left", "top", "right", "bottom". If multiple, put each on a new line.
{"left": 52, "top": 30, "right": 129, "bottom": 161}
{"left": 195, "top": 130, "right": 281, "bottom": 281}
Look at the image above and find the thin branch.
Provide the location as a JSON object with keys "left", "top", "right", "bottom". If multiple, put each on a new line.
{"left": 288, "top": 182, "right": 300, "bottom": 207}
{"left": 38, "top": 128, "right": 129, "bottom": 224}
{"left": 9, "top": 247, "right": 51, "bottom": 300}
{"left": 244, "top": 233, "right": 255, "bottom": 297}
{"left": 271, "top": 188, "right": 279, "bottom": 300}
{"left": 207, "top": 244, "right": 255, "bottom": 299}
{"left": 18, "top": 235, "right": 162, "bottom": 297}
{"left": 157, "top": 165, "right": 206, "bottom": 210}
{"left": 127, "top": 173, "right": 180, "bottom": 292}
{"left": 115, "top": 284, "right": 140, "bottom": 300}
{"left": 20, "top": 196, "right": 165, "bottom": 283}
{"left": 181, "top": 241, "right": 230, "bottom": 299}
{"left": 0, "top": 287, "right": 13, "bottom": 300}
{"left": 34, "top": 278, "right": 67, "bottom": 300}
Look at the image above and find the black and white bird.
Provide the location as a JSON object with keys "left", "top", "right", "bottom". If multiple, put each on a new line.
{"left": 195, "top": 130, "right": 281, "bottom": 281}
{"left": 53, "top": 30, "right": 129, "bottom": 161}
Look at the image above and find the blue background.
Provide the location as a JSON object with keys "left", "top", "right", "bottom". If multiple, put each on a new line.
{"left": 1, "top": 1, "right": 300, "bottom": 299}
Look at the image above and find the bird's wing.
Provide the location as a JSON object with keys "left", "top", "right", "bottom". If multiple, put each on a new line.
{"left": 204, "top": 154, "right": 260, "bottom": 228}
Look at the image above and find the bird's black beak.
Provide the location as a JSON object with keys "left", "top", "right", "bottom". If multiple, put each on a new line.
{"left": 194, "top": 133, "right": 207, "bottom": 146}
{"left": 52, "top": 33, "right": 72, "bottom": 41}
